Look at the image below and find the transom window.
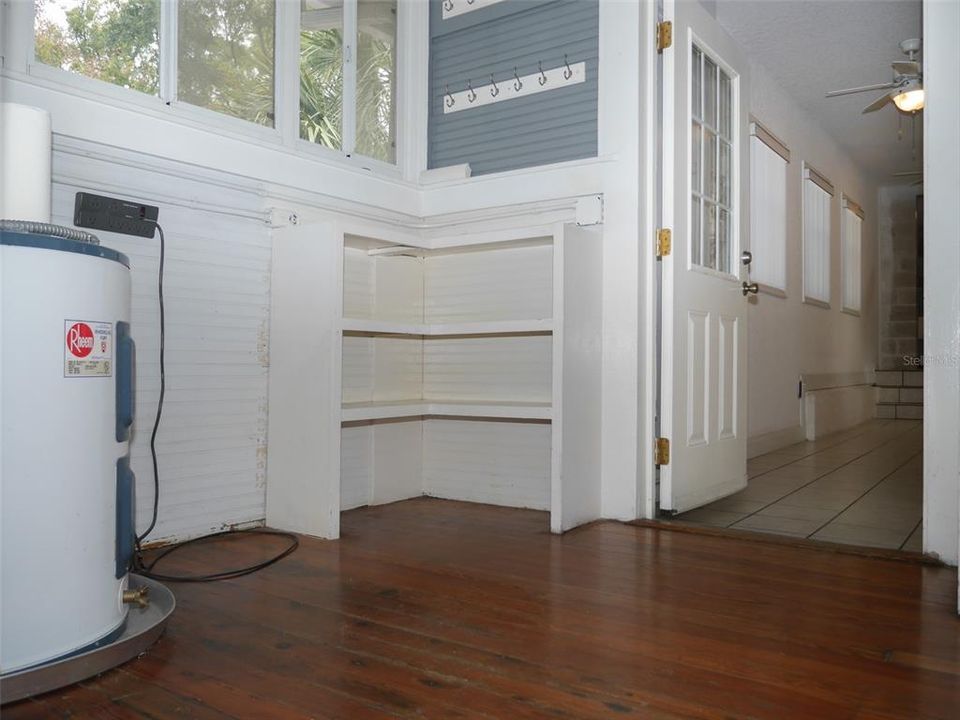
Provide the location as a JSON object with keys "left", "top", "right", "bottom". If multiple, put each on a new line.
{"left": 691, "top": 45, "right": 734, "bottom": 273}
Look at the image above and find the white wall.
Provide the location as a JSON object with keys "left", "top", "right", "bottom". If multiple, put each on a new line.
{"left": 922, "top": 0, "right": 960, "bottom": 569}
{"left": 745, "top": 63, "right": 879, "bottom": 448}
{"left": 48, "top": 138, "right": 272, "bottom": 544}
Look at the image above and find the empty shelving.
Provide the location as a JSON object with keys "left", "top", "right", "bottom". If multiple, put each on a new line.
{"left": 267, "top": 219, "right": 602, "bottom": 538}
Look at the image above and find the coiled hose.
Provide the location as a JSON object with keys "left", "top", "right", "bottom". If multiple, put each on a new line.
{"left": 0, "top": 219, "right": 99, "bottom": 245}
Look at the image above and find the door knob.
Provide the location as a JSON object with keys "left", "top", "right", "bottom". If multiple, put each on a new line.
{"left": 741, "top": 281, "right": 759, "bottom": 296}
{"left": 740, "top": 250, "right": 753, "bottom": 265}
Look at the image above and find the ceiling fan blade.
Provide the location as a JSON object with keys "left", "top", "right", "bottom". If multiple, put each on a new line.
{"left": 892, "top": 61, "right": 920, "bottom": 76}
{"left": 862, "top": 91, "right": 893, "bottom": 113}
{"left": 825, "top": 81, "right": 898, "bottom": 98}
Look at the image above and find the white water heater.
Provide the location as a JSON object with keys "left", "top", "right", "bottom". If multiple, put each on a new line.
{"left": 0, "top": 228, "right": 136, "bottom": 673}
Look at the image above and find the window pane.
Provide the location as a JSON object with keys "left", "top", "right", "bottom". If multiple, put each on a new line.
{"left": 178, "top": 0, "right": 275, "bottom": 126}
{"left": 355, "top": 0, "right": 396, "bottom": 163}
{"left": 704, "top": 57, "right": 717, "bottom": 128}
{"left": 300, "top": 1, "right": 343, "bottom": 149}
{"left": 703, "top": 129, "right": 717, "bottom": 200}
{"left": 719, "top": 70, "right": 731, "bottom": 140}
{"left": 34, "top": 0, "right": 160, "bottom": 95}
{"left": 718, "top": 208, "right": 730, "bottom": 273}
{"left": 691, "top": 122, "right": 702, "bottom": 193}
{"left": 691, "top": 196, "right": 702, "bottom": 266}
{"left": 718, "top": 140, "right": 731, "bottom": 206}
{"left": 692, "top": 47, "right": 702, "bottom": 119}
{"left": 704, "top": 202, "right": 717, "bottom": 270}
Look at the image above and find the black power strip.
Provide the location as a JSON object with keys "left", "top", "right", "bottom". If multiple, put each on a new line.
{"left": 74, "top": 192, "right": 159, "bottom": 238}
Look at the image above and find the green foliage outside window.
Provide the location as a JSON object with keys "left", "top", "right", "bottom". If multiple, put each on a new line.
{"left": 34, "top": 0, "right": 395, "bottom": 162}
{"left": 34, "top": 0, "right": 160, "bottom": 95}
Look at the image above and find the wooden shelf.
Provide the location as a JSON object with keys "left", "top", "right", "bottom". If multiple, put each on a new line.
{"left": 341, "top": 318, "right": 553, "bottom": 336}
{"left": 341, "top": 399, "right": 553, "bottom": 422}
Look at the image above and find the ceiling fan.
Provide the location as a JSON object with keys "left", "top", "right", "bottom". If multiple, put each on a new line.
{"left": 825, "top": 38, "right": 924, "bottom": 114}
{"left": 892, "top": 170, "right": 923, "bottom": 187}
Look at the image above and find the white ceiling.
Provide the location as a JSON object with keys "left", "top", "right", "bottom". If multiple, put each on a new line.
{"left": 714, "top": 0, "right": 923, "bottom": 181}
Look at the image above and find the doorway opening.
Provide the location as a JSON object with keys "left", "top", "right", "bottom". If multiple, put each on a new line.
{"left": 656, "top": 0, "right": 925, "bottom": 554}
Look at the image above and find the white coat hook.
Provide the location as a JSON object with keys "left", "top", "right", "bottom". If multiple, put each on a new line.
{"left": 563, "top": 54, "right": 573, "bottom": 80}
{"left": 443, "top": 60, "right": 586, "bottom": 114}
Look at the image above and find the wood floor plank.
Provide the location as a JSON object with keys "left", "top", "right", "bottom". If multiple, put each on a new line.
{"left": 2, "top": 498, "right": 957, "bottom": 719}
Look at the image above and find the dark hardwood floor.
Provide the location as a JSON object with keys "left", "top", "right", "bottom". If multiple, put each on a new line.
{"left": 5, "top": 498, "right": 959, "bottom": 719}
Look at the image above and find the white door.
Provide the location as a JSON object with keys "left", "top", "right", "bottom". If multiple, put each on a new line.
{"left": 659, "top": 0, "right": 751, "bottom": 513}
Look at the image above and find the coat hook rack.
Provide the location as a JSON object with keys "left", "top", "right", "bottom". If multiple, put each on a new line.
{"left": 442, "top": 0, "right": 507, "bottom": 20}
{"left": 443, "top": 59, "right": 586, "bottom": 115}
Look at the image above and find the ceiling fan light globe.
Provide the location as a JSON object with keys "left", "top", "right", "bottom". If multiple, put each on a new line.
{"left": 893, "top": 87, "right": 925, "bottom": 112}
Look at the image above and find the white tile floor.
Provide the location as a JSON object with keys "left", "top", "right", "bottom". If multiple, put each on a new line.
{"left": 674, "top": 419, "right": 923, "bottom": 551}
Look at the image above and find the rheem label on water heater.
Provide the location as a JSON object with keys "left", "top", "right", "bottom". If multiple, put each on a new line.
{"left": 64, "top": 320, "right": 113, "bottom": 377}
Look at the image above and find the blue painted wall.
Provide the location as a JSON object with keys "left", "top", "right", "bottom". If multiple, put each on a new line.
{"left": 428, "top": 0, "right": 599, "bottom": 175}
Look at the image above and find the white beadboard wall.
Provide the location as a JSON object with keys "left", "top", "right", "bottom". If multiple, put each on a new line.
{"left": 342, "top": 335, "right": 423, "bottom": 402}
{"left": 422, "top": 419, "right": 551, "bottom": 510}
{"left": 343, "top": 247, "right": 424, "bottom": 322}
{"left": 49, "top": 142, "right": 271, "bottom": 543}
{"left": 424, "top": 243, "right": 553, "bottom": 322}
{"left": 340, "top": 424, "right": 374, "bottom": 510}
{"left": 422, "top": 335, "right": 552, "bottom": 401}
{"left": 341, "top": 419, "right": 424, "bottom": 509}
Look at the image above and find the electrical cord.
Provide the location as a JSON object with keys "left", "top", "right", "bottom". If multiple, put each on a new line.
{"left": 135, "top": 528, "right": 300, "bottom": 583}
{"left": 137, "top": 222, "right": 164, "bottom": 545}
{"left": 132, "top": 221, "right": 298, "bottom": 582}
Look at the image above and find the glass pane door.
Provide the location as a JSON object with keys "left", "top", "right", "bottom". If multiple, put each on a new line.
{"left": 691, "top": 44, "right": 735, "bottom": 273}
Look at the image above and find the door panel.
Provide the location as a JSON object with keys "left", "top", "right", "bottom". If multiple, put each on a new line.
{"left": 660, "top": 0, "right": 750, "bottom": 513}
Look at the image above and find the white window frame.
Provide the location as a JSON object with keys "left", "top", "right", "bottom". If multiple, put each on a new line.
{"left": 841, "top": 194, "right": 864, "bottom": 315}
{"left": 802, "top": 162, "right": 834, "bottom": 308}
{"left": 748, "top": 119, "right": 789, "bottom": 295}
{"left": 11, "top": 0, "right": 410, "bottom": 177}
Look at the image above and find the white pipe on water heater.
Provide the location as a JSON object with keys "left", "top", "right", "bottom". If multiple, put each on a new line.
{"left": 1, "top": 103, "right": 53, "bottom": 223}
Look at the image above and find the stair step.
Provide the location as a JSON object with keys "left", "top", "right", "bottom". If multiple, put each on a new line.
{"left": 876, "top": 403, "right": 923, "bottom": 420}
{"left": 875, "top": 370, "right": 923, "bottom": 388}
{"left": 876, "top": 387, "right": 923, "bottom": 403}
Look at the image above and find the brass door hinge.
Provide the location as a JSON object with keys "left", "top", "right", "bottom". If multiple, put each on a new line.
{"left": 655, "top": 437, "right": 670, "bottom": 466}
{"left": 656, "top": 228, "right": 672, "bottom": 258}
{"left": 657, "top": 21, "right": 673, "bottom": 52}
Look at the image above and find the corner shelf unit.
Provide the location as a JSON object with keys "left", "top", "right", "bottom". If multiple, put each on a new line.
{"left": 266, "top": 219, "right": 602, "bottom": 539}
